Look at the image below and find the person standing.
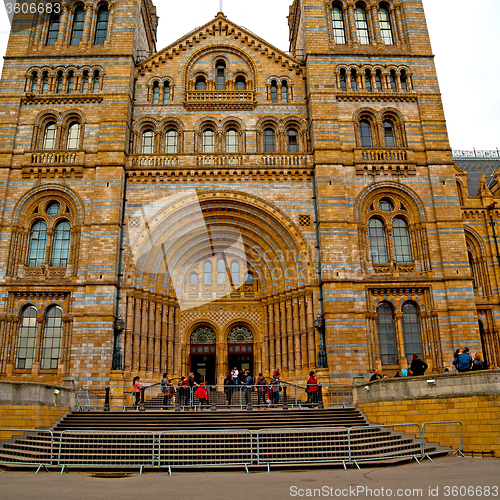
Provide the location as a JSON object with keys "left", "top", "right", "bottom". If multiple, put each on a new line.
{"left": 410, "top": 354, "right": 428, "bottom": 376}
{"left": 243, "top": 370, "right": 253, "bottom": 407}
{"left": 270, "top": 374, "right": 280, "bottom": 407}
{"left": 306, "top": 371, "right": 318, "bottom": 407}
{"left": 231, "top": 366, "right": 239, "bottom": 385}
{"left": 160, "top": 372, "right": 172, "bottom": 409}
{"left": 196, "top": 382, "right": 209, "bottom": 410}
{"left": 132, "top": 376, "right": 141, "bottom": 408}
{"left": 256, "top": 373, "right": 267, "bottom": 407}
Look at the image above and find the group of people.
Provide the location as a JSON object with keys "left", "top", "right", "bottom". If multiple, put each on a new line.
{"left": 223, "top": 368, "right": 278, "bottom": 408}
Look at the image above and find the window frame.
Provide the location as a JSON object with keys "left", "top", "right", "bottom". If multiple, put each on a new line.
{"left": 46, "top": 11, "right": 61, "bottom": 46}
{"left": 94, "top": 5, "right": 109, "bottom": 46}
{"left": 378, "top": 5, "right": 394, "bottom": 45}
{"left": 376, "top": 301, "right": 398, "bottom": 365}
{"left": 263, "top": 127, "right": 276, "bottom": 153}
{"left": 141, "top": 129, "right": 155, "bottom": 154}
{"left": 50, "top": 220, "right": 72, "bottom": 267}
{"left": 332, "top": 3, "right": 346, "bottom": 44}
{"left": 70, "top": 6, "right": 85, "bottom": 46}
{"left": 355, "top": 5, "right": 370, "bottom": 45}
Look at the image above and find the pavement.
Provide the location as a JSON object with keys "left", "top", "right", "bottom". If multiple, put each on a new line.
{"left": 1, "top": 456, "right": 499, "bottom": 500}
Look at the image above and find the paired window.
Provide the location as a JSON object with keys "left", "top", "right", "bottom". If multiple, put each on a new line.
{"left": 202, "top": 260, "right": 242, "bottom": 286}
{"left": 332, "top": 4, "right": 346, "bottom": 44}
{"left": 269, "top": 79, "right": 291, "bottom": 102}
{"left": 46, "top": 12, "right": 60, "bottom": 46}
{"left": 263, "top": 128, "right": 276, "bottom": 153}
{"left": 358, "top": 115, "right": 401, "bottom": 148}
{"left": 355, "top": 6, "right": 370, "bottom": 45}
{"left": 142, "top": 130, "right": 155, "bottom": 154}
{"left": 41, "top": 118, "right": 82, "bottom": 151}
{"left": 378, "top": 6, "right": 394, "bottom": 45}
{"left": 141, "top": 127, "right": 180, "bottom": 154}
{"left": 376, "top": 301, "right": 422, "bottom": 365}
{"left": 202, "top": 127, "right": 215, "bottom": 153}
{"left": 94, "top": 6, "right": 109, "bottom": 45}
{"left": 70, "top": 6, "right": 85, "bottom": 46}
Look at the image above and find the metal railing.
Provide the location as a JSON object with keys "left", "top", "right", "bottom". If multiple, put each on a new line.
{"left": 452, "top": 149, "right": 499, "bottom": 159}
{"left": 158, "top": 429, "right": 253, "bottom": 474}
{"left": 0, "top": 429, "right": 54, "bottom": 472}
{"left": 57, "top": 430, "right": 156, "bottom": 474}
{"left": 421, "top": 421, "right": 465, "bottom": 461}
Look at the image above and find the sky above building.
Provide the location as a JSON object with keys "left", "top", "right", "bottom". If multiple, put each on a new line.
{"left": 0, "top": 0, "right": 498, "bottom": 151}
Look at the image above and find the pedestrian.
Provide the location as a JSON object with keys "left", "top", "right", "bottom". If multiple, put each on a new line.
{"left": 256, "top": 373, "right": 267, "bottom": 407}
{"left": 178, "top": 376, "right": 189, "bottom": 407}
{"left": 306, "top": 371, "right": 318, "bottom": 407}
{"left": 160, "top": 372, "right": 173, "bottom": 409}
{"left": 270, "top": 374, "right": 280, "bottom": 407}
{"left": 243, "top": 370, "right": 253, "bottom": 407}
{"left": 132, "top": 376, "right": 141, "bottom": 408}
{"left": 410, "top": 354, "right": 428, "bottom": 376}
{"left": 231, "top": 366, "right": 239, "bottom": 385}
{"left": 196, "top": 382, "right": 209, "bottom": 410}
{"left": 369, "top": 369, "right": 383, "bottom": 381}
{"left": 187, "top": 372, "right": 199, "bottom": 410}
{"left": 472, "top": 353, "right": 487, "bottom": 371}
{"left": 272, "top": 368, "right": 280, "bottom": 378}
{"left": 224, "top": 373, "right": 235, "bottom": 407}
{"left": 452, "top": 348, "right": 473, "bottom": 372}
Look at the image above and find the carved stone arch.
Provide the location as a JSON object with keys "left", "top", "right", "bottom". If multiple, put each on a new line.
{"left": 34, "top": 110, "right": 60, "bottom": 127}
{"left": 26, "top": 66, "right": 41, "bottom": 77}
{"left": 225, "top": 323, "right": 256, "bottom": 343}
{"left": 353, "top": 107, "right": 378, "bottom": 123}
{"left": 161, "top": 116, "right": 184, "bottom": 132}
{"left": 61, "top": 109, "right": 86, "bottom": 126}
{"left": 184, "top": 320, "right": 220, "bottom": 344}
{"left": 194, "top": 116, "right": 220, "bottom": 133}
{"left": 465, "top": 226, "right": 491, "bottom": 296}
{"left": 464, "top": 226, "right": 487, "bottom": 256}
{"left": 456, "top": 177, "right": 467, "bottom": 205}
{"left": 134, "top": 117, "right": 159, "bottom": 134}
{"left": 256, "top": 116, "right": 280, "bottom": 132}
{"left": 380, "top": 106, "right": 405, "bottom": 124}
{"left": 221, "top": 116, "right": 246, "bottom": 132}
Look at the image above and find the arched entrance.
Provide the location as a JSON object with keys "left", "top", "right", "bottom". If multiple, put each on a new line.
{"left": 227, "top": 326, "right": 254, "bottom": 379}
{"left": 190, "top": 326, "right": 216, "bottom": 384}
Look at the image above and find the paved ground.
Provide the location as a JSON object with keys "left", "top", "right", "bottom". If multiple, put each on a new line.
{"left": 1, "top": 457, "right": 499, "bottom": 500}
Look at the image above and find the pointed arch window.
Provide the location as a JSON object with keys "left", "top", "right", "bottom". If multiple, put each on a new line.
{"left": 27, "top": 221, "right": 47, "bottom": 267}
{"left": 152, "top": 82, "right": 160, "bottom": 104}
{"left": 270, "top": 80, "right": 278, "bottom": 103}
{"left": 231, "top": 261, "right": 240, "bottom": 284}
{"left": 287, "top": 128, "right": 299, "bottom": 153}
{"left": 392, "top": 217, "right": 412, "bottom": 263}
{"left": 202, "top": 127, "right": 215, "bottom": 153}
{"left": 215, "top": 61, "right": 226, "bottom": 90}
{"left": 281, "top": 80, "right": 288, "bottom": 103}
{"left": 378, "top": 6, "right": 394, "bottom": 45}
{"left": 401, "top": 302, "right": 423, "bottom": 363}
{"left": 46, "top": 11, "right": 60, "bottom": 46}
{"left": 163, "top": 82, "right": 170, "bottom": 103}
{"left": 332, "top": 4, "right": 346, "bottom": 44}
{"left": 195, "top": 77, "right": 207, "bottom": 91}
{"left": 217, "top": 259, "right": 226, "bottom": 284}
{"left": 368, "top": 218, "right": 388, "bottom": 264}
{"left": 70, "top": 6, "right": 85, "bottom": 46}
{"left": 263, "top": 128, "right": 276, "bottom": 153}
{"left": 235, "top": 76, "right": 246, "bottom": 90}
{"left": 41, "top": 307, "right": 63, "bottom": 369}
{"left": 359, "top": 119, "right": 373, "bottom": 147}
{"left": 204, "top": 262, "right": 212, "bottom": 283}
{"left": 226, "top": 128, "right": 238, "bottom": 153}
{"left": 355, "top": 5, "right": 370, "bottom": 45}
{"left": 16, "top": 307, "right": 38, "bottom": 369}
{"left": 67, "top": 122, "right": 81, "bottom": 150}
{"left": 383, "top": 119, "right": 396, "bottom": 147}
{"left": 94, "top": 6, "right": 109, "bottom": 45}
{"left": 365, "top": 70, "right": 372, "bottom": 92}
{"left": 165, "top": 129, "right": 178, "bottom": 154}
{"left": 376, "top": 302, "right": 398, "bottom": 365}
{"left": 43, "top": 122, "right": 57, "bottom": 150}
{"left": 142, "top": 129, "right": 154, "bottom": 154}
{"left": 51, "top": 221, "right": 71, "bottom": 267}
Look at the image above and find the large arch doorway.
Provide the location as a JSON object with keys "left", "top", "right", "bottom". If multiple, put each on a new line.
{"left": 227, "top": 326, "right": 254, "bottom": 380}
{"left": 190, "top": 326, "right": 216, "bottom": 384}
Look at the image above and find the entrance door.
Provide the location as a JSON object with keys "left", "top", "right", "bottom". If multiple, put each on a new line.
{"left": 190, "top": 353, "right": 216, "bottom": 385}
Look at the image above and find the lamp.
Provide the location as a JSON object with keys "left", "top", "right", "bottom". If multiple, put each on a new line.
{"left": 112, "top": 315, "right": 125, "bottom": 370}
{"left": 314, "top": 312, "right": 328, "bottom": 368}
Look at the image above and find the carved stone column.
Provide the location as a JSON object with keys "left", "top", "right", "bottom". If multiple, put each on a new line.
{"left": 280, "top": 298, "right": 288, "bottom": 371}
{"left": 299, "top": 292, "right": 308, "bottom": 369}
{"left": 132, "top": 297, "right": 141, "bottom": 373}
{"left": 167, "top": 299, "right": 175, "bottom": 374}
{"left": 274, "top": 300, "right": 282, "bottom": 371}
{"left": 292, "top": 292, "right": 301, "bottom": 372}
{"left": 267, "top": 301, "right": 275, "bottom": 374}
{"left": 262, "top": 301, "right": 270, "bottom": 375}
{"left": 124, "top": 294, "right": 134, "bottom": 371}
{"left": 394, "top": 309, "right": 406, "bottom": 366}
{"left": 286, "top": 294, "right": 294, "bottom": 372}
{"left": 154, "top": 302, "right": 161, "bottom": 373}
{"left": 160, "top": 302, "right": 168, "bottom": 374}
{"left": 306, "top": 292, "right": 315, "bottom": 368}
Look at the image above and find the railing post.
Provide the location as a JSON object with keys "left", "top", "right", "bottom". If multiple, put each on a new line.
{"left": 104, "top": 386, "right": 110, "bottom": 412}
{"left": 318, "top": 385, "right": 324, "bottom": 409}
{"left": 246, "top": 386, "right": 253, "bottom": 410}
{"left": 139, "top": 387, "right": 145, "bottom": 412}
{"left": 282, "top": 386, "right": 288, "bottom": 410}
{"left": 211, "top": 386, "right": 217, "bottom": 411}
{"left": 175, "top": 387, "right": 181, "bottom": 412}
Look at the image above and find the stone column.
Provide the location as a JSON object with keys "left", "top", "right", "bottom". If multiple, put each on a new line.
{"left": 286, "top": 294, "right": 294, "bottom": 372}
{"left": 394, "top": 309, "right": 406, "bottom": 366}
{"left": 132, "top": 297, "right": 141, "bottom": 373}
{"left": 299, "top": 292, "right": 308, "bottom": 369}
{"left": 124, "top": 294, "right": 134, "bottom": 371}
{"left": 306, "top": 292, "right": 315, "bottom": 368}
{"left": 262, "top": 301, "right": 270, "bottom": 374}
{"left": 274, "top": 300, "right": 282, "bottom": 371}
{"left": 279, "top": 298, "right": 288, "bottom": 371}
{"left": 292, "top": 292, "right": 301, "bottom": 372}
{"left": 167, "top": 299, "right": 175, "bottom": 374}
{"left": 160, "top": 302, "right": 168, "bottom": 374}
{"left": 268, "top": 301, "right": 275, "bottom": 374}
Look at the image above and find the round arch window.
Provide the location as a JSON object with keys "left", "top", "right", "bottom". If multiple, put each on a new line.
{"left": 46, "top": 201, "right": 61, "bottom": 215}
{"left": 379, "top": 198, "right": 394, "bottom": 212}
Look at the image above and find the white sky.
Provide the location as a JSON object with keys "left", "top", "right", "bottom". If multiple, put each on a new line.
{"left": 0, "top": 0, "right": 498, "bottom": 151}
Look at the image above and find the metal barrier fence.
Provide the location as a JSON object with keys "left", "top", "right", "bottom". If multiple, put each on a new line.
{"left": 158, "top": 429, "right": 253, "bottom": 474}
{"left": 256, "top": 426, "right": 350, "bottom": 471}
{"left": 421, "top": 421, "right": 465, "bottom": 461}
{"left": 0, "top": 429, "right": 54, "bottom": 472}
{"left": 325, "top": 385, "right": 353, "bottom": 407}
{"left": 348, "top": 424, "right": 423, "bottom": 468}
{"left": 57, "top": 430, "right": 156, "bottom": 474}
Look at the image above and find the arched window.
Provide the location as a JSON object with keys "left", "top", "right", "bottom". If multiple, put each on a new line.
{"left": 270, "top": 80, "right": 278, "bottom": 103}
{"left": 383, "top": 119, "right": 396, "bottom": 147}
{"left": 281, "top": 80, "right": 288, "bottom": 103}
{"left": 376, "top": 302, "right": 398, "bottom": 365}
{"left": 81, "top": 71, "right": 89, "bottom": 93}
{"left": 202, "top": 127, "right": 215, "bottom": 153}
{"left": 27, "top": 221, "right": 47, "bottom": 267}
{"left": 92, "top": 71, "right": 100, "bottom": 92}
{"left": 215, "top": 61, "right": 226, "bottom": 90}
{"left": 67, "top": 72, "right": 74, "bottom": 94}
{"left": 389, "top": 70, "right": 397, "bottom": 92}
{"left": 195, "top": 77, "right": 206, "bottom": 91}
{"left": 350, "top": 69, "right": 358, "bottom": 91}
{"left": 46, "top": 11, "right": 60, "bottom": 46}
{"left": 368, "top": 218, "right": 388, "bottom": 264}
{"left": 31, "top": 72, "right": 38, "bottom": 93}
{"left": 165, "top": 129, "right": 178, "bottom": 153}
{"left": 339, "top": 69, "right": 347, "bottom": 91}
{"left": 263, "top": 128, "right": 276, "bottom": 153}
{"left": 217, "top": 259, "right": 226, "bottom": 283}
{"left": 51, "top": 220, "right": 71, "bottom": 267}
{"left": 365, "top": 70, "right": 372, "bottom": 92}
{"left": 67, "top": 122, "right": 81, "bottom": 150}
{"left": 43, "top": 122, "right": 57, "bottom": 150}
{"left": 378, "top": 6, "right": 394, "bottom": 45}
{"left": 152, "top": 83, "right": 160, "bottom": 104}
{"left": 287, "top": 128, "right": 299, "bottom": 153}
{"left": 142, "top": 129, "right": 154, "bottom": 154}
{"left": 41, "top": 73, "right": 49, "bottom": 94}
{"left": 41, "top": 306, "right": 63, "bottom": 370}
{"left": 56, "top": 73, "right": 63, "bottom": 94}
{"left": 375, "top": 69, "right": 383, "bottom": 91}
{"left": 401, "top": 302, "right": 423, "bottom": 363}
{"left": 468, "top": 252, "right": 476, "bottom": 289}
{"left": 226, "top": 128, "right": 238, "bottom": 153}
{"left": 204, "top": 262, "right": 212, "bottom": 283}
{"left": 355, "top": 5, "right": 370, "bottom": 45}
{"left": 245, "top": 272, "right": 254, "bottom": 284}
{"left": 231, "top": 261, "right": 239, "bottom": 284}
{"left": 70, "top": 6, "right": 85, "bottom": 46}
{"left": 190, "top": 273, "right": 198, "bottom": 284}
{"left": 163, "top": 82, "right": 170, "bottom": 103}
{"left": 400, "top": 70, "right": 408, "bottom": 92}
{"left": 332, "top": 4, "right": 346, "bottom": 44}
{"left": 392, "top": 217, "right": 412, "bottom": 263}
{"left": 359, "top": 119, "right": 373, "bottom": 147}
{"left": 16, "top": 307, "right": 37, "bottom": 369}
{"left": 235, "top": 76, "right": 246, "bottom": 90}
{"left": 94, "top": 6, "right": 109, "bottom": 45}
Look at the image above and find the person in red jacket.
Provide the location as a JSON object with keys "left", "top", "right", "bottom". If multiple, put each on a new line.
{"left": 196, "top": 383, "right": 209, "bottom": 410}
{"left": 306, "top": 371, "right": 318, "bottom": 407}
{"left": 132, "top": 376, "right": 141, "bottom": 408}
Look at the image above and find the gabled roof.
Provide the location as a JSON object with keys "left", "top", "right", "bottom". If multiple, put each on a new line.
{"left": 137, "top": 12, "right": 303, "bottom": 76}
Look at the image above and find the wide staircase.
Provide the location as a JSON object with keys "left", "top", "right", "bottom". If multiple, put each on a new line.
{"left": 0, "top": 407, "right": 447, "bottom": 470}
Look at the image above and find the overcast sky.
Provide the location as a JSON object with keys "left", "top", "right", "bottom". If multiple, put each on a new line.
{"left": 0, "top": 0, "right": 498, "bottom": 151}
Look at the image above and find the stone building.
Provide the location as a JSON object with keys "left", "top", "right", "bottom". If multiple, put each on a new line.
{"left": 0, "top": 0, "right": 498, "bottom": 388}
